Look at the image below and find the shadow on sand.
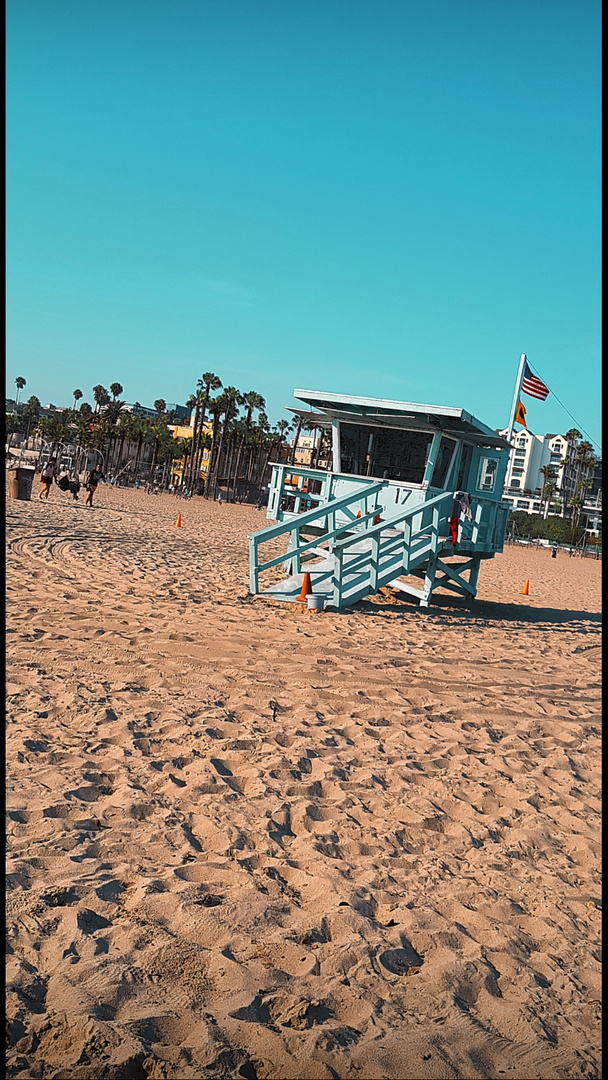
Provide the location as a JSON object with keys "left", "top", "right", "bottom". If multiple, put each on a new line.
{"left": 348, "top": 591, "right": 602, "bottom": 628}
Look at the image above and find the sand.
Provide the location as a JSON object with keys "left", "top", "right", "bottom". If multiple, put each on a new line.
{"left": 5, "top": 484, "right": 602, "bottom": 1080}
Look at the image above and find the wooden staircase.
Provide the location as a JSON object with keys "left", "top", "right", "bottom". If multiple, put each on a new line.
{"left": 249, "top": 469, "right": 508, "bottom": 610}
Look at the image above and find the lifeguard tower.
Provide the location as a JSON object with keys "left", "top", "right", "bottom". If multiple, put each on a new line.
{"left": 248, "top": 390, "right": 511, "bottom": 609}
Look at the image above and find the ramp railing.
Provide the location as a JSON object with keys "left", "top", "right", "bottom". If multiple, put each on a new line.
{"left": 250, "top": 467, "right": 507, "bottom": 605}
{"left": 249, "top": 478, "right": 385, "bottom": 595}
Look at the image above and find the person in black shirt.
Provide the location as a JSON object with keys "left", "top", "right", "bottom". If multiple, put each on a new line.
{"left": 85, "top": 464, "right": 103, "bottom": 507}
{"left": 68, "top": 472, "right": 81, "bottom": 501}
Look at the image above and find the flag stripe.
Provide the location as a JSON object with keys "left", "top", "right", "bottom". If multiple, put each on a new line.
{"left": 521, "top": 361, "right": 549, "bottom": 400}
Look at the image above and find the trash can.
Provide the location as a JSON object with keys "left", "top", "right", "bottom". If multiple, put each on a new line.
{"left": 7, "top": 467, "right": 35, "bottom": 501}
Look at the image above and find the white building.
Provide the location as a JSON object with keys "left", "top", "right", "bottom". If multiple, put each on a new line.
{"left": 498, "top": 428, "right": 602, "bottom": 536}
{"left": 498, "top": 429, "right": 570, "bottom": 513}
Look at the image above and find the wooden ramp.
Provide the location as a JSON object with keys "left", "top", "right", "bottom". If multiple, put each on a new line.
{"left": 249, "top": 475, "right": 507, "bottom": 609}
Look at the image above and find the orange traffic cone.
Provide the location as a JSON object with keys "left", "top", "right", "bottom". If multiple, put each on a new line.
{"left": 356, "top": 510, "right": 362, "bottom": 518}
{"left": 297, "top": 571, "right": 312, "bottom": 602}
{"left": 522, "top": 579, "right": 529, "bottom": 595}
{"left": 374, "top": 514, "right": 381, "bottom": 525}
{"left": 175, "top": 514, "right": 182, "bottom": 528}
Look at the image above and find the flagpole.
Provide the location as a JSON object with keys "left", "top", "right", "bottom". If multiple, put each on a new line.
{"left": 505, "top": 353, "right": 527, "bottom": 445}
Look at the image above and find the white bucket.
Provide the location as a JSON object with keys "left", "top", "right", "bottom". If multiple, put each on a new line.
{"left": 306, "top": 593, "right": 324, "bottom": 611}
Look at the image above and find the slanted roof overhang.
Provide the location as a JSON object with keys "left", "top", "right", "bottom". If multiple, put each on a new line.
{"left": 293, "top": 389, "right": 510, "bottom": 450}
{"left": 285, "top": 407, "right": 333, "bottom": 428}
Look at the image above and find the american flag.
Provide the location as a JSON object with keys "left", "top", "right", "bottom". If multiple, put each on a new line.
{"left": 521, "top": 360, "right": 549, "bottom": 401}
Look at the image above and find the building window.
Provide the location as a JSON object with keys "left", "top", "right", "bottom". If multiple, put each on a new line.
{"left": 516, "top": 500, "right": 529, "bottom": 508}
{"left": 510, "top": 479, "right": 521, "bottom": 488}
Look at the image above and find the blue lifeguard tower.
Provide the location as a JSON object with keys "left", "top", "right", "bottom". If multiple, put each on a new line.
{"left": 249, "top": 390, "right": 511, "bottom": 609}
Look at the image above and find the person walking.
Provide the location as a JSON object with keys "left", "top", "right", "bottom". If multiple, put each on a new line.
{"left": 85, "top": 463, "right": 103, "bottom": 507}
{"left": 68, "top": 472, "right": 81, "bottom": 501}
{"left": 39, "top": 459, "right": 57, "bottom": 500}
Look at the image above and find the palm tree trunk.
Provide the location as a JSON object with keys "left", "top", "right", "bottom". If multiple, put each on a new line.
{"left": 208, "top": 416, "right": 225, "bottom": 498}
{"left": 290, "top": 419, "right": 303, "bottom": 464}
{"left": 225, "top": 433, "right": 237, "bottom": 500}
{"left": 187, "top": 404, "right": 201, "bottom": 488}
{"left": 231, "top": 436, "right": 245, "bottom": 501}
{"left": 193, "top": 410, "right": 208, "bottom": 485}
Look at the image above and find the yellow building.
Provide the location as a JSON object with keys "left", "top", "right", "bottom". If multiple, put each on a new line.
{"left": 168, "top": 419, "right": 213, "bottom": 486}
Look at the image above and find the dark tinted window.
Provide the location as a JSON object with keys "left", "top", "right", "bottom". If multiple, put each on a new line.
{"left": 339, "top": 424, "right": 373, "bottom": 476}
{"left": 430, "top": 437, "right": 457, "bottom": 488}
{"left": 456, "top": 443, "right": 473, "bottom": 490}
{"left": 339, "top": 423, "right": 432, "bottom": 483}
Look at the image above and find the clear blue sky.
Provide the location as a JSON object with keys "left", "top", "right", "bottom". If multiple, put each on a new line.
{"left": 7, "top": 0, "right": 601, "bottom": 449}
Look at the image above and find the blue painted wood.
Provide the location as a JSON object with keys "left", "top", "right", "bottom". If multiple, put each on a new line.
{"left": 250, "top": 464, "right": 510, "bottom": 609}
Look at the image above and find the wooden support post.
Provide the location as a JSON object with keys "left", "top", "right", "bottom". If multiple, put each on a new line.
{"left": 419, "top": 555, "right": 437, "bottom": 608}
{"left": 369, "top": 532, "right": 380, "bottom": 591}
{"left": 288, "top": 528, "right": 301, "bottom": 575}
{"left": 468, "top": 555, "right": 482, "bottom": 597}
{"left": 327, "top": 508, "right": 336, "bottom": 548}
{"left": 423, "top": 431, "right": 443, "bottom": 486}
{"left": 332, "top": 548, "right": 343, "bottom": 608}
{"left": 431, "top": 505, "right": 440, "bottom": 552}
{"left": 402, "top": 519, "right": 411, "bottom": 574}
{"left": 249, "top": 535, "right": 259, "bottom": 595}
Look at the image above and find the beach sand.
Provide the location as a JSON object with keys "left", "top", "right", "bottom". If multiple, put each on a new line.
{"left": 6, "top": 484, "right": 601, "bottom": 1080}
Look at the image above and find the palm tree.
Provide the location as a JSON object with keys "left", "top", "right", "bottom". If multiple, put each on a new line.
{"left": 208, "top": 387, "right": 243, "bottom": 498}
{"left": 35, "top": 416, "right": 51, "bottom": 463}
{"left": 250, "top": 410, "right": 270, "bottom": 486}
{"left": 289, "top": 413, "right": 307, "bottom": 465}
{"left": 154, "top": 398, "right": 167, "bottom": 417}
{"left": 189, "top": 373, "right": 222, "bottom": 490}
{"left": 568, "top": 496, "right": 584, "bottom": 544}
{"left": 23, "top": 395, "right": 41, "bottom": 444}
{"left": 93, "top": 385, "right": 110, "bottom": 413}
{"left": 15, "top": 377, "right": 26, "bottom": 405}
{"left": 103, "top": 399, "right": 127, "bottom": 425}
{"left": 73, "top": 389, "right": 83, "bottom": 409}
{"left": 147, "top": 418, "right": 171, "bottom": 484}
{"left": 185, "top": 390, "right": 205, "bottom": 487}
{"left": 204, "top": 395, "right": 227, "bottom": 496}
{"left": 242, "top": 391, "right": 266, "bottom": 429}
{"left": 132, "top": 417, "right": 148, "bottom": 477}
{"left": 539, "top": 465, "right": 557, "bottom": 518}
{"left": 44, "top": 413, "right": 68, "bottom": 460}
{"left": 5, "top": 412, "right": 22, "bottom": 450}
{"left": 112, "top": 413, "right": 135, "bottom": 474}
{"left": 101, "top": 400, "right": 128, "bottom": 469}
{"left": 542, "top": 481, "right": 557, "bottom": 519}
{"left": 79, "top": 401, "right": 93, "bottom": 416}
{"left": 110, "top": 382, "right": 123, "bottom": 401}
{"left": 571, "top": 442, "right": 595, "bottom": 519}
{"left": 558, "top": 428, "right": 583, "bottom": 515}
